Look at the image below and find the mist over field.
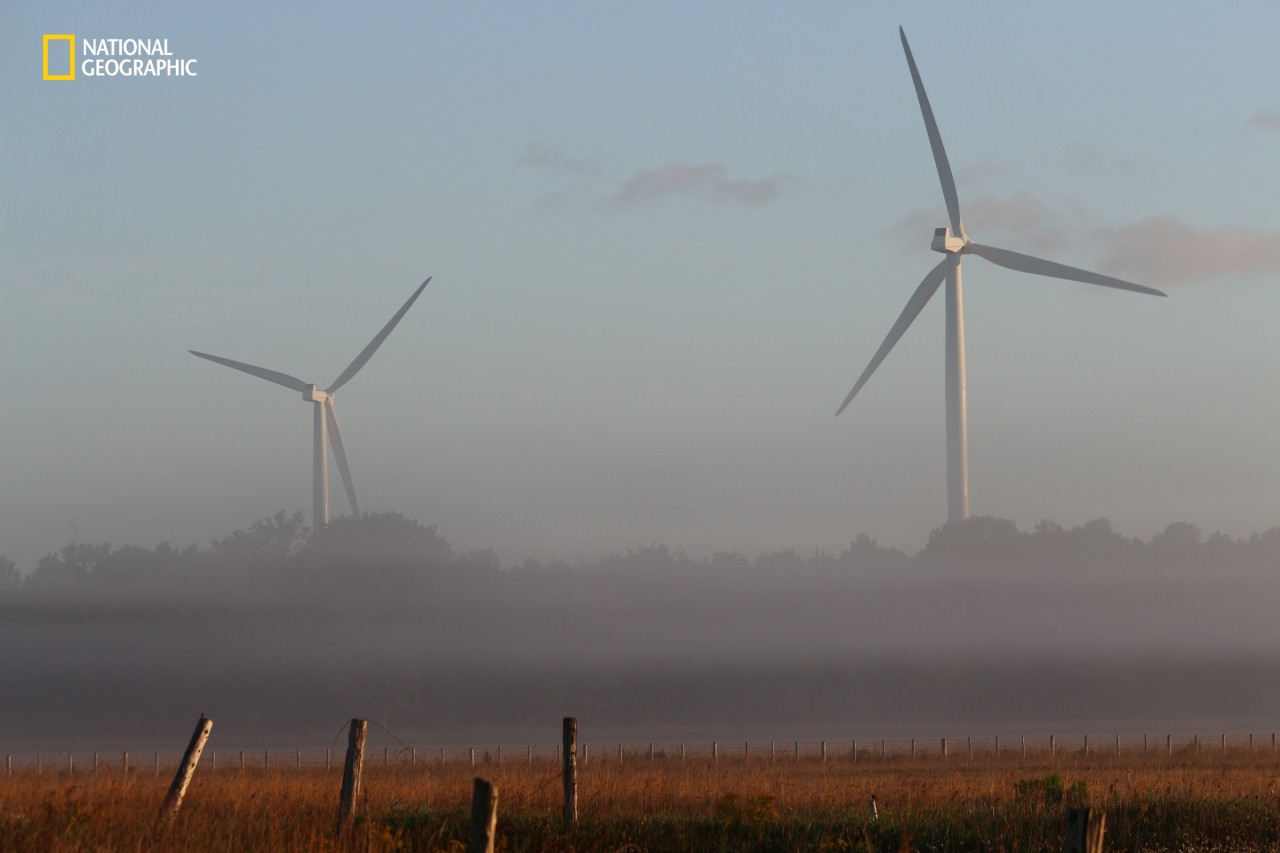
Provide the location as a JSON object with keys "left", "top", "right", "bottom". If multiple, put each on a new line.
{"left": 5, "top": 512, "right": 1280, "bottom": 751}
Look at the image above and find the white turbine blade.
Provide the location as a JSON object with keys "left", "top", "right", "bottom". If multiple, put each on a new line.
{"left": 964, "top": 243, "right": 1167, "bottom": 297}
{"left": 189, "top": 350, "right": 311, "bottom": 392}
{"left": 836, "top": 260, "right": 947, "bottom": 417}
{"left": 900, "top": 27, "right": 964, "bottom": 239}
{"left": 328, "top": 277, "right": 432, "bottom": 392}
{"left": 325, "top": 399, "right": 359, "bottom": 517}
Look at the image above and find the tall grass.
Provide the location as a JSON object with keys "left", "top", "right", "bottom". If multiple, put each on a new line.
{"left": 5, "top": 746, "right": 1280, "bottom": 851}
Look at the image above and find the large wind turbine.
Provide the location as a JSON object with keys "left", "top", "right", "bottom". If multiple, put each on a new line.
{"left": 191, "top": 277, "right": 432, "bottom": 529}
{"left": 836, "top": 29, "right": 1165, "bottom": 522}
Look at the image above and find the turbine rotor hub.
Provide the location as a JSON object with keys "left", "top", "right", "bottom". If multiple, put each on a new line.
{"left": 303, "top": 384, "right": 330, "bottom": 403}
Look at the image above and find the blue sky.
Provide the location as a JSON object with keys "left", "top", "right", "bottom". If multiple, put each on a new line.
{"left": 3, "top": 2, "right": 1279, "bottom": 570}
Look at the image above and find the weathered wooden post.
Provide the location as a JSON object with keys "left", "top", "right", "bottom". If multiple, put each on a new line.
{"left": 1063, "top": 807, "right": 1105, "bottom": 853}
{"left": 941, "top": 737, "right": 947, "bottom": 758}
{"left": 157, "top": 714, "right": 213, "bottom": 826}
{"left": 1051, "top": 735, "right": 1056, "bottom": 757}
{"left": 469, "top": 777, "right": 498, "bottom": 853}
{"left": 821, "top": 740, "right": 827, "bottom": 763}
{"left": 562, "top": 717, "right": 577, "bottom": 832}
{"left": 67, "top": 753, "right": 73, "bottom": 777}
{"left": 335, "top": 719, "right": 367, "bottom": 836}
{"left": 1167, "top": 734, "right": 1172, "bottom": 756}
{"left": 123, "top": 751, "right": 129, "bottom": 774}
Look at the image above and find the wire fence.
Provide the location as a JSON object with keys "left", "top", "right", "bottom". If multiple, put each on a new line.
{"left": 5, "top": 732, "right": 1278, "bottom": 777}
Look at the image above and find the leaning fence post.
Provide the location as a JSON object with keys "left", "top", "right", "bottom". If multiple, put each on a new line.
{"left": 1063, "top": 806, "right": 1105, "bottom": 853}
{"left": 335, "top": 719, "right": 367, "bottom": 836}
{"left": 469, "top": 777, "right": 498, "bottom": 853}
{"left": 157, "top": 714, "right": 213, "bottom": 826}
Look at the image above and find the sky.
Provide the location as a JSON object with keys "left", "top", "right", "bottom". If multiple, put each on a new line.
{"left": 3, "top": 1, "right": 1279, "bottom": 573}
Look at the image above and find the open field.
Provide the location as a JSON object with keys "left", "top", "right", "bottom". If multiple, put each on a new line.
{"left": 6, "top": 744, "right": 1280, "bottom": 851}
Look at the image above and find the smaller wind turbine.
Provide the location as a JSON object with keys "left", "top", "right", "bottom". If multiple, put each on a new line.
{"left": 191, "top": 277, "right": 431, "bottom": 529}
{"left": 837, "top": 28, "right": 1166, "bottom": 522}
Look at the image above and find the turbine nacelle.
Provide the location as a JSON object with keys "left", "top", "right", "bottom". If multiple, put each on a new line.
{"left": 303, "top": 385, "right": 331, "bottom": 404}
{"left": 931, "top": 226, "right": 967, "bottom": 255}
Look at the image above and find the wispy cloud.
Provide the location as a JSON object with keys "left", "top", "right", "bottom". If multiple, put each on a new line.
{"left": 1061, "top": 142, "right": 1139, "bottom": 174}
{"left": 1092, "top": 217, "right": 1280, "bottom": 284}
{"left": 1245, "top": 111, "right": 1280, "bottom": 135}
{"left": 891, "top": 191, "right": 1067, "bottom": 256}
{"left": 892, "top": 192, "right": 1280, "bottom": 286}
{"left": 614, "top": 161, "right": 790, "bottom": 207}
{"left": 515, "top": 142, "right": 599, "bottom": 176}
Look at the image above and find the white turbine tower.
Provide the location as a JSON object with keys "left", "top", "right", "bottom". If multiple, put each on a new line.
{"left": 191, "top": 277, "right": 432, "bottom": 529}
{"left": 837, "top": 29, "right": 1165, "bottom": 522}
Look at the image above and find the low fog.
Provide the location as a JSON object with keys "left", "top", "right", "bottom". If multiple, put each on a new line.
{"left": 5, "top": 513, "right": 1280, "bottom": 750}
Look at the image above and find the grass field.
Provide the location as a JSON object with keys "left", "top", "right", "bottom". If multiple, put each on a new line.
{"left": 5, "top": 745, "right": 1280, "bottom": 851}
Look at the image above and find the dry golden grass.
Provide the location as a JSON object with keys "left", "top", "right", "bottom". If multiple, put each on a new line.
{"left": 6, "top": 746, "right": 1280, "bottom": 851}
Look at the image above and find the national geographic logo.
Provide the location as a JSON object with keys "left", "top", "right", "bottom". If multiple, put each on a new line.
{"left": 42, "top": 35, "right": 199, "bottom": 80}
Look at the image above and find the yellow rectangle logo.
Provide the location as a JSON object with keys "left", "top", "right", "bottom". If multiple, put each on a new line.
{"left": 43, "top": 34, "right": 75, "bottom": 80}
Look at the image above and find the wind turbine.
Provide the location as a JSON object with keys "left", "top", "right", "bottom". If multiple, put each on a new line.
{"left": 191, "top": 277, "right": 432, "bottom": 529}
{"left": 836, "top": 29, "right": 1165, "bottom": 522}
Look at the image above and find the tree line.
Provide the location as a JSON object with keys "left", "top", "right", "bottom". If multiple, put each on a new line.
{"left": 3, "top": 511, "right": 1279, "bottom": 611}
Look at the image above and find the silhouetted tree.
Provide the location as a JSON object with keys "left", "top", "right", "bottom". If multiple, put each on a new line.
{"left": 0, "top": 556, "right": 17, "bottom": 598}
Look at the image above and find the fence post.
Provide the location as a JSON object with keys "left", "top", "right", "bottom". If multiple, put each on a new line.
{"left": 795, "top": 741, "right": 800, "bottom": 761}
{"left": 1021, "top": 736, "right": 1026, "bottom": 759}
{"left": 1063, "top": 807, "right": 1105, "bottom": 853}
{"left": 469, "top": 777, "right": 498, "bottom": 853}
{"left": 713, "top": 742, "right": 718, "bottom": 762}
{"left": 326, "top": 748, "right": 331, "bottom": 771}
{"left": 1167, "top": 735, "right": 1172, "bottom": 756}
{"left": 5, "top": 755, "right": 9, "bottom": 779}
{"left": 67, "top": 754, "right": 73, "bottom": 777}
{"left": 821, "top": 741, "right": 827, "bottom": 763}
{"left": 238, "top": 751, "right": 244, "bottom": 772}
{"left": 1051, "top": 735, "right": 1056, "bottom": 757}
{"left": 562, "top": 717, "right": 577, "bottom": 832}
{"left": 1115, "top": 735, "right": 1120, "bottom": 756}
{"left": 123, "top": 751, "right": 129, "bottom": 774}
{"left": 155, "top": 752, "right": 160, "bottom": 775}
{"left": 335, "top": 719, "right": 367, "bottom": 836}
{"left": 470, "top": 748, "right": 475, "bottom": 768}
{"left": 157, "top": 714, "right": 213, "bottom": 826}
